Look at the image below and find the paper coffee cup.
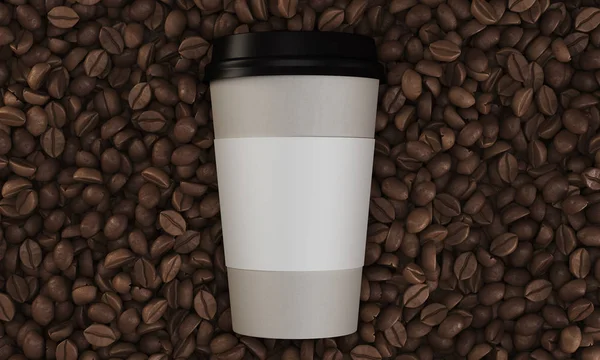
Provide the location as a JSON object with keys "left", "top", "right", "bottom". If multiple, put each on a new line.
{"left": 205, "top": 32, "right": 382, "bottom": 339}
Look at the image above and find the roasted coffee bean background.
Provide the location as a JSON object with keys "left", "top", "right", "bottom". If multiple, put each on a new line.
{"left": 3, "top": 0, "right": 600, "bottom": 359}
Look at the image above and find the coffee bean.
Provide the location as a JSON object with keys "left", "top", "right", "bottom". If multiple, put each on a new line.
{"left": 375, "top": 305, "right": 401, "bottom": 331}
{"left": 438, "top": 314, "right": 467, "bottom": 339}
{"left": 179, "top": 36, "right": 210, "bottom": 59}
{"left": 471, "top": 0, "right": 501, "bottom": 25}
{"left": 16, "top": 5, "right": 42, "bottom": 31}
{"left": 508, "top": 0, "right": 536, "bottom": 13}
{"left": 83, "top": 324, "right": 118, "bottom": 347}
{"left": 194, "top": 289, "right": 217, "bottom": 320}
{"left": 511, "top": 87, "right": 534, "bottom": 117}
{"left": 568, "top": 299, "right": 594, "bottom": 322}
{"left": 48, "top": 6, "right": 80, "bottom": 29}
{"left": 56, "top": 339, "right": 78, "bottom": 360}
{"left": 40, "top": 128, "right": 65, "bottom": 158}
{"left": 403, "top": 284, "right": 429, "bottom": 308}
{"left": 524, "top": 279, "right": 552, "bottom": 302}
{"left": 420, "top": 303, "right": 448, "bottom": 326}
{"left": 454, "top": 252, "right": 477, "bottom": 280}
{"left": 104, "top": 248, "right": 136, "bottom": 269}
{"left": 159, "top": 210, "right": 187, "bottom": 236}
{"left": 350, "top": 345, "right": 381, "bottom": 360}
{"left": 569, "top": 248, "right": 591, "bottom": 278}
{"left": 406, "top": 207, "right": 432, "bottom": 234}
{"left": 0, "top": 106, "right": 26, "bottom": 127}
{"left": 137, "top": 110, "right": 167, "bottom": 132}
{"left": 141, "top": 167, "right": 171, "bottom": 189}
{"left": 99, "top": 27, "right": 125, "bottom": 55}
{"left": 83, "top": 50, "right": 110, "bottom": 78}
{"left": 129, "top": 83, "right": 152, "bottom": 110}
{"left": 142, "top": 298, "right": 168, "bottom": 324}
{"left": 497, "top": 152, "right": 518, "bottom": 183}
{"left": 318, "top": 8, "right": 344, "bottom": 31}
{"left": 433, "top": 193, "right": 461, "bottom": 217}
{"left": 575, "top": 8, "right": 600, "bottom": 33}
{"left": 578, "top": 226, "right": 600, "bottom": 246}
{"left": 559, "top": 325, "right": 582, "bottom": 353}
{"left": 429, "top": 40, "right": 461, "bottom": 62}
{"left": 490, "top": 233, "right": 519, "bottom": 257}
{"left": 403, "top": 263, "right": 426, "bottom": 284}
{"left": 559, "top": 279, "right": 587, "bottom": 302}
{"left": 19, "top": 239, "right": 42, "bottom": 269}
{"left": 381, "top": 86, "right": 406, "bottom": 114}
{"left": 0, "top": 293, "right": 15, "bottom": 322}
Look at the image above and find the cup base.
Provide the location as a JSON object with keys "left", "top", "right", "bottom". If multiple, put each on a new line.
{"left": 227, "top": 267, "right": 362, "bottom": 339}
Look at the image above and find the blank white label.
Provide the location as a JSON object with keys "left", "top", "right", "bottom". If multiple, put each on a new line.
{"left": 215, "top": 137, "right": 374, "bottom": 272}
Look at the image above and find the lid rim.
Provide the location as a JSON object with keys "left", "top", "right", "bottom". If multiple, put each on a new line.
{"left": 206, "top": 31, "right": 382, "bottom": 82}
{"left": 205, "top": 57, "right": 384, "bottom": 82}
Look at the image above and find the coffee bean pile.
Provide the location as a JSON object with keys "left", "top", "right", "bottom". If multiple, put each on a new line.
{"left": 2, "top": 0, "right": 600, "bottom": 359}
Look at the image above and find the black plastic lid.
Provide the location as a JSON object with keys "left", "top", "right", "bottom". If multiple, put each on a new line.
{"left": 204, "top": 32, "right": 384, "bottom": 82}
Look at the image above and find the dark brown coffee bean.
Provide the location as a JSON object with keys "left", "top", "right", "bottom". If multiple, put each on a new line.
{"left": 87, "top": 303, "right": 116, "bottom": 324}
{"left": 40, "top": 128, "right": 65, "bottom": 158}
{"left": 381, "top": 86, "right": 406, "bottom": 114}
{"left": 578, "top": 226, "right": 600, "bottom": 246}
{"left": 6, "top": 275, "right": 29, "bottom": 304}
{"left": 83, "top": 324, "right": 117, "bottom": 347}
{"left": 497, "top": 152, "right": 518, "bottom": 183}
{"left": 490, "top": 233, "right": 518, "bottom": 257}
{"left": 99, "top": 26, "right": 125, "bottom": 55}
{"left": 511, "top": 87, "right": 534, "bottom": 117}
{"left": 0, "top": 106, "right": 26, "bottom": 127}
{"left": 403, "top": 263, "right": 426, "bottom": 284}
{"left": 582, "top": 169, "right": 600, "bottom": 191}
{"left": 0, "top": 293, "right": 15, "bottom": 321}
{"left": 318, "top": 7, "right": 344, "bottom": 31}
{"left": 137, "top": 110, "right": 167, "bottom": 132}
{"left": 159, "top": 253, "right": 182, "bottom": 283}
{"left": 48, "top": 6, "right": 80, "bottom": 29}
{"left": 524, "top": 279, "right": 552, "bottom": 302}
{"left": 406, "top": 207, "right": 432, "bottom": 234}
{"left": 55, "top": 339, "right": 78, "bottom": 360}
{"left": 575, "top": 7, "right": 600, "bottom": 32}
{"left": 429, "top": 40, "right": 461, "bottom": 62}
{"left": 570, "top": 248, "right": 591, "bottom": 278}
{"left": 536, "top": 85, "right": 558, "bottom": 115}
{"left": 132, "top": 258, "right": 158, "bottom": 289}
{"left": 454, "top": 252, "right": 477, "bottom": 280}
{"left": 433, "top": 193, "right": 461, "bottom": 217}
{"left": 403, "top": 284, "right": 429, "bottom": 308}
{"left": 194, "top": 289, "right": 217, "bottom": 320}
{"left": 375, "top": 305, "right": 401, "bottom": 331}
{"left": 129, "top": 83, "right": 152, "bottom": 110}
{"left": 83, "top": 50, "right": 110, "bottom": 78}
{"left": 420, "top": 303, "right": 448, "bottom": 326}
{"left": 179, "top": 36, "right": 210, "bottom": 60}
{"left": 438, "top": 313, "right": 467, "bottom": 339}
{"left": 471, "top": 0, "right": 501, "bottom": 25}
{"left": 159, "top": 210, "right": 187, "bottom": 236}
{"left": 142, "top": 167, "right": 171, "bottom": 188}
{"left": 19, "top": 239, "right": 42, "bottom": 269}
{"left": 104, "top": 248, "right": 136, "bottom": 269}
{"left": 142, "top": 298, "right": 168, "bottom": 324}
{"left": 370, "top": 197, "right": 395, "bottom": 223}
{"left": 559, "top": 279, "right": 587, "bottom": 302}
{"left": 568, "top": 299, "right": 594, "bottom": 322}
{"left": 559, "top": 325, "right": 582, "bottom": 353}
{"left": 350, "top": 345, "right": 381, "bottom": 360}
